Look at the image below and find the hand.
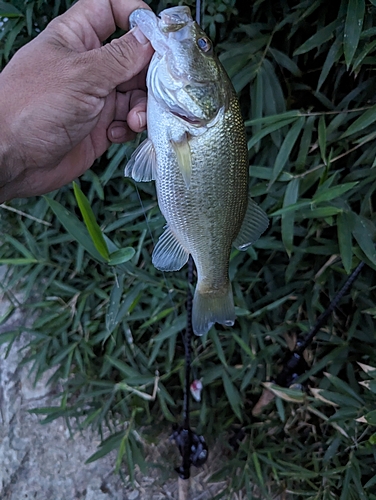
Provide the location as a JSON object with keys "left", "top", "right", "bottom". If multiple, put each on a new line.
{"left": 0, "top": 0, "right": 154, "bottom": 202}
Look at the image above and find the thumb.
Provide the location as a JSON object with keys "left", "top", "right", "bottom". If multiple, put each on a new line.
{"left": 86, "top": 28, "right": 153, "bottom": 92}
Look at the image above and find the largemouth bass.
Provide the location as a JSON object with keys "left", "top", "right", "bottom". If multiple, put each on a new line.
{"left": 125, "top": 6, "right": 268, "bottom": 336}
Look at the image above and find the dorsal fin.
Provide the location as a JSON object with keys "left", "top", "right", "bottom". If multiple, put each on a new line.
{"left": 234, "top": 196, "right": 269, "bottom": 250}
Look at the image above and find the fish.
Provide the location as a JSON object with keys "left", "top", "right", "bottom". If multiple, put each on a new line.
{"left": 125, "top": 6, "right": 268, "bottom": 336}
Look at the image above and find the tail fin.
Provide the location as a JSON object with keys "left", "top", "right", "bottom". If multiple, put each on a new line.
{"left": 192, "top": 284, "right": 235, "bottom": 336}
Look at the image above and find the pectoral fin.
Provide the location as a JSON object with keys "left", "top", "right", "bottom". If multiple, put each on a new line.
{"left": 234, "top": 196, "right": 269, "bottom": 251}
{"left": 152, "top": 225, "right": 190, "bottom": 271}
{"left": 170, "top": 134, "right": 192, "bottom": 188}
{"left": 124, "top": 138, "right": 157, "bottom": 182}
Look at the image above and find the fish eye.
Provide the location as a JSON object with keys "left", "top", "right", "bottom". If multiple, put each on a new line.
{"left": 197, "top": 37, "right": 212, "bottom": 53}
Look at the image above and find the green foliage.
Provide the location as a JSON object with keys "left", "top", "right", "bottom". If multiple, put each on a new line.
{"left": 1, "top": 0, "right": 376, "bottom": 497}
{"left": 0, "top": 0, "right": 74, "bottom": 63}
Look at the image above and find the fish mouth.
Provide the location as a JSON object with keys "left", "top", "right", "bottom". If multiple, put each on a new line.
{"left": 130, "top": 7, "right": 193, "bottom": 54}
{"left": 160, "top": 6, "right": 192, "bottom": 32}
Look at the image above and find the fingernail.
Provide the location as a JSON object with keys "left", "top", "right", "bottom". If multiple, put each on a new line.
{"left": 137, "top": 112, "right": 146, "bottom": 129}
{"left": 110, "top": 127, "right": 125, "bottom": 140}
{"left": 132, "top": 27, "right": 149, "bottom": 45}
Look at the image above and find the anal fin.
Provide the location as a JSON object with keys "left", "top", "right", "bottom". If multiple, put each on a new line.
{"left": 124, "top": 138, "right": 157, "bottom": 182}
{"left": 152, "top": 225, "right": 189, "bottom": 271}
{"left": 234, "top": 196, "right": 269, "bottom": 251}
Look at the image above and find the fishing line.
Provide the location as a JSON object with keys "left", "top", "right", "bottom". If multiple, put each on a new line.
{"left": 195, "top": 0, "right": 202, "bottom": 26}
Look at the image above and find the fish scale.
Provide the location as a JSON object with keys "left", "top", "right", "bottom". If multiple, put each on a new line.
{"left": 125, "top": 6, "right": 268, "bottom": 335}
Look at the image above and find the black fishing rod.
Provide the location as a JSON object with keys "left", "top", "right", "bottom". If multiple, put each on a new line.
{"left": 170, "top": 1, "right": 209, "bottom": 482}
{"left": 275, "top": 261, "right": 365, "bottom": 388}
{"left": 172, "top": 256, "right": 208, "bottom": 480}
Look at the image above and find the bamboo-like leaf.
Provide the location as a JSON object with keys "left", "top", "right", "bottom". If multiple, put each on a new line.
{"left": 25, "top": 2, "right": 33, "bottom": 35}
{"left": 264, "top": 382, "right": 305, "bottom": 402}
{"left": 251, "top": 69, "right": 264, "bottom": 140}
{"left": 344, "top": 0, "right": 365, "bottom": 68}
{"left": 362, "top": 410, "right": 376, "bottom": 426}
{"left": 310, "top": 388, "right": 339, "bottom": 407}
{"left": 358, "top": 362, "right": 376, "bottom": 377}
{"left": 318, "top": 115, "right": 327, "bottom": 164}
{"left": 2, "top": 234, "right": 35, "bottom": 258}
{"left": 296, "top": 116, "right": 315, "bottom": 170}
{"left": 0, "top": 330, "right": 18, "bottom": 346}
{"left": 152, "top": 315, "right": 186, "bottom": 342}
{"left": 0, "top": 258, "right": 39, "bottom": 265}
{"left": 85, "top": 432, "right": 124, "bottom": 464}
{"left": 247, "top": 117, "right": 298, "bottom": 150}
{"left": 324, "top": 372, "right": 364, "bottom": 404}
{"left": 0, "top": 1, "right": 23, "bottom": 17}
{"left": 337, "top": 212, "right": 353, "bottom": 274}
{"left": 4, "top": 19, "right": 25, "bottom": 59}
{"left": 252, "top": 452, "right": 265, "bottom": 487}
{"left": 44, "top": 197, "right": 106, "bottom": 262}
{"left": 245, "top": 111, "right": 301, "bottom": 127}
{"left": 106, "top": 274, "right": 125, "bottom": 334}
{"left": 222, "top": 370, "right": 242, "bottom": 421}
{"left": 352, "top": 39, "right": 376, "bottom": 73}
{"left": 73, "top": 182, "right": 109, "bottom": 260}
{"left": 108, "top": 248, "right": 135, "bottom": 266}
{"left": 282, "top": 178, "right": 299, "bottom": 256}
{"left": 115, "top": 283, "right": 145, "bottom": 324}
{"left": 269, "top": 47, "right": 302, "bottom": 76}
{"left": 317, "top": 37, "right": 342, "bottom": 90}
{"left": 299, "top": 207, "right": 343, "bottom": 218}
{"left": 262, "top": 59, "right": 286, "bottom": 115}
{"left": 232, "top": 333, "right": 255, "bottom": 360}
{"left": 364, "top": 474, "right": 376, "bottom": 489}
{"left": 105, "top": 355, "right": 142, "bottom": 378}
{"left": 232, "top": 61, "right": 257, "bottom": 93}
{"left": 262, "top": 60, "right": 286, "bottom": 147}
{"left": 341, "top": 104, "right": 376, "bottom": 138}
{"left": 0, "top": 305, "right": 14, "bottom": 326}
{"left": 209, "top": 329, "right": 227, "bottom": 366}
{"left": 269, "top": 117, "right": 305, "bottom": 187}
{"left": 316, "top": 389, "right": 363, "bottom": 407}
{"left": 294, "top": 20, "right": 341, "bottom": 56}
{"left": 313, "top": 182, "right": 358, "bottom": 203}
{"left": 350, "top": 212, "right": 376, "bottom": 265}
{"left": 115, "top": 430, "right": 129, "bottom": 473}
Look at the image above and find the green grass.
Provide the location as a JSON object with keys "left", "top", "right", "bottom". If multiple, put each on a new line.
{"left": 1, "top": 0, "right": 376, "bottom": 497}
